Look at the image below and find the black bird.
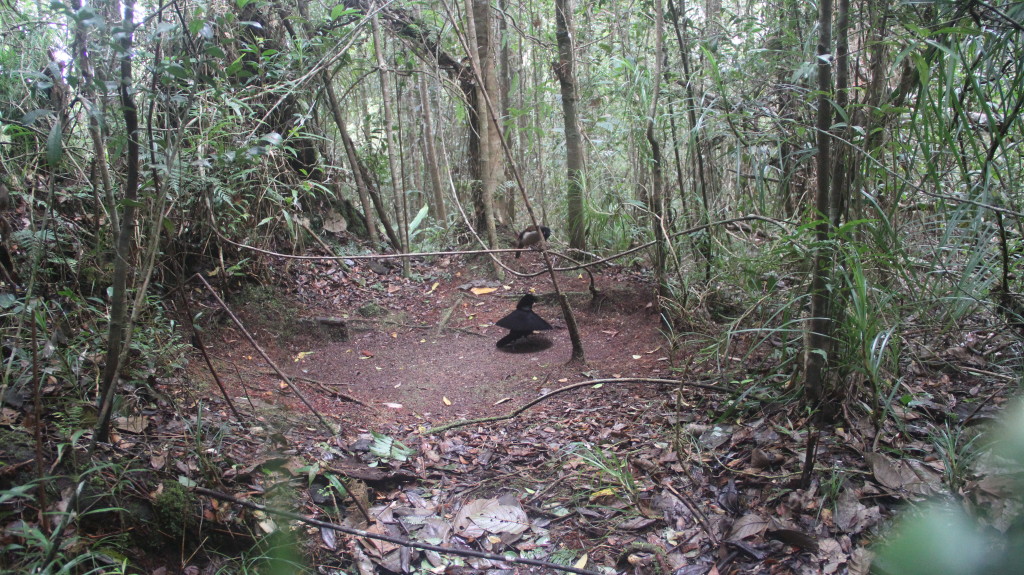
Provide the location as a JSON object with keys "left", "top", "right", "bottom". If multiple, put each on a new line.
{"left": 514, "top": 225, "right": 551, "bottom": 258}
{"left": 495, "top": 294, "right": 552, "bottom": 347}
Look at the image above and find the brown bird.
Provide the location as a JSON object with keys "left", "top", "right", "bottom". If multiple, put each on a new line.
{"left": 495, "top": 294, "right": 552, "bottom": 347}
{"left": 514, "top": 225, "right": 551, "bottom": 258}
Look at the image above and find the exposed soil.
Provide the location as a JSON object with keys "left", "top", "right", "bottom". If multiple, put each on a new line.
{"left": 199, "top": 257, "right": 672, "bottom": 433}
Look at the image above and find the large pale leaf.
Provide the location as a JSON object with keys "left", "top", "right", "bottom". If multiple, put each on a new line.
{"left": 453, "top": 498, "right": 529, "bottom": 537}
{"left": 864, "top": 452, "right": 942, "bottom": 496}
{"left": 728, "top": 513, "right": 768, "bottom": 541}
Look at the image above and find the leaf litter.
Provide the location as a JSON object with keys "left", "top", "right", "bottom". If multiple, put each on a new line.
{"left": 23, "top": 255, "right": 1019, "bottom": 574}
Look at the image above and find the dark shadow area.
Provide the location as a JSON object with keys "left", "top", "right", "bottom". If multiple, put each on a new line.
{"left": 495, "top": 336, "right": 554, "bottom": 354}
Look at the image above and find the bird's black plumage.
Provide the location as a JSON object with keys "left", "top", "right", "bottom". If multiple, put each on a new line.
{"left": 495, "top": 294, "right": 552, "bottom": 347}
{"left": 514, "top": 225, "right": 552, "bottom": 258}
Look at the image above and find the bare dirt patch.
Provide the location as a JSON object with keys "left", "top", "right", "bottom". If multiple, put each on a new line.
{"left": 199, "top": 259, "right": 672, "bottom": 433}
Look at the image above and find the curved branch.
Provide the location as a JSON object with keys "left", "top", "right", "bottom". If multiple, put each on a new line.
{"left": 424, "top": 377, "right": 735, "bottom": 435}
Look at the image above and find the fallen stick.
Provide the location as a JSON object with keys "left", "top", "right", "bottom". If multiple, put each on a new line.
{"left": 423, "top": 377, "right": 734, "bottom": 434}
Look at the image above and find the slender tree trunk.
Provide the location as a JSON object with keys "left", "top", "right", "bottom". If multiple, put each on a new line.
{"left": 498, "top": 0, "right": 515, "bottom": 224}
{"left": 94, "top": 0, "right": 140, "bottom": 444}
{"left": 830, "top": 0, "right": 850, "bottom": 227}
{"left": 646, "top": 0, "right": 668, "bottom": 303}
{"left": 418, "top": 74, "right": 447, "bottom": 222}
{"left": 555, "top": 0, "right": 586, "bottom": 254}
{"left": 804, "top": 0, "right": 835, "bottom": 409}
{"left": 326, "top": 83, "right": 380, "bottom": 244}
{"left": 465, "top": 0, "right": 501, "bottom": 257}
{"left": 70, "top": 0, "right": 117, "bottom": 240}
{"left": 852, "top": 0, "right": 892, "bottom": 222}
{"left": 339, "top": 120, "right": 401, "bottom": 249}
{"left": 669, "top": 0, "right": 712, "bottom": 280}
{"left": 372, "top": 12, "right": 410, "bottom": 274}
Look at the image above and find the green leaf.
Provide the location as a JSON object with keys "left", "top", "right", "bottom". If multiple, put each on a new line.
{"left": 165, "top": 63, "right": 190, "bottom": 79}
{"left": 369, "top": 431, "right": 412, "bottom": 462}
{"left": 118, "top": 198, "right": 145, "bottom": 208}
{"left": 330, "top": 6, "right": 358, "bottom": 20}
{"left": 225, "top": 57, "right": 244, "bottom": 76}
{"left": 46, "top": 120, "right": 64, "bottom": 169}
{"left": 21, "top": 109, "right": 52, "bottom": 126}
{"left": 188, "top": 19, "right": 205, "bottom": 36}
{"left": 407, "top": 204, "right": 430, "bottom": 237}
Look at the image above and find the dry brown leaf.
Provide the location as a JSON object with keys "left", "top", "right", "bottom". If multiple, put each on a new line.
{"left": 728, "top": 513, "right": 768, "bottom": 541}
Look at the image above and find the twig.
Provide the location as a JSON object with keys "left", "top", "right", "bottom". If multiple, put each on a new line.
{"left": 423, "top": 377, "right": 734, "bottom": 434}
{"left": 433, "top": 292, "right": 463, "bottom": 336}
{"left": 194, "top": 274, "right": 338, "bottom": 433}
{"left": 282, "top": 374, "right": 350, "bottom": 386}
{"left": 181, "top": 291, "right": 246, "bottom": 423}
{"left": 192, "top": 486, "right": 604, "bottom": 575}
{"left": 660, "top": 478, "right": 719, "bottom": 546}
{"left": 311, "top": 382, "right": 371, "bottom": 407}
{"left": 193, "top": 274, "right": 374, "bottom": 523}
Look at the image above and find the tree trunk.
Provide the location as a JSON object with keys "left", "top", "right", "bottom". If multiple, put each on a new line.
{"left": 646, "top": 0, "right": 668, "bottom": 303}
{"left": 465, "top": 0, "right": 501, "bottom": 257}
{"left": 830, "top": 0, "right": 850, "bottom": 227}
{"left": 418, "top": 74, "right": 447, "bottom": 222}
{"left": 497, "top": 0, "right": 516, "bottom": 224}
{"left": 326, "top": 83, "right": 380, "bottom": 245}
{"left": 669, "top": 0, "right": 712, "bottom": 281}
{"left": 339, "top": 120, "right": 402, "bottom": 250}
{"left": 804, "top": 0, "right": 835, "bottom": 410}
{"left": 94, "top": 0, "right": 140, "bottom": 444}
{"left": 372, "top": 12, "right": 410, "bottom": 274}
{"left": 555, "top": 0, "right": 586, "bottom": 254}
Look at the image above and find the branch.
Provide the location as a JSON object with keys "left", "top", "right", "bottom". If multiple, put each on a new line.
{"left": 424, "top": 377, "right": 734, "bottom": 434}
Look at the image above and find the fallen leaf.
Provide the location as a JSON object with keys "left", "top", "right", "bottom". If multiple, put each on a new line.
{"left": 729, "top": 513, "right": 768, "bottom": 540}
{"left": 453, "top": 498, "right": 530, "bottom": 537}
{"left": 443, "top": 396, "right": 452, "bottom": 406}
{"left": 471, "top": 287, "right": 497, "bottom": 295}
{"left": 766, "top": 528, "right": 819, "bottom": 552}
{"left": 114, "top": 416, "right": 149, "bottom": 433}
{"left": 618, "top": 517, "right": 657, "bottom": 530}
{"left": 864, "top": 452, "right": 942, "bottom": 495}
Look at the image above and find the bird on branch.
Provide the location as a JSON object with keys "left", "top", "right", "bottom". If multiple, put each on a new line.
{"left": 514, "top": 225, "right": 551, "bottom": 258}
